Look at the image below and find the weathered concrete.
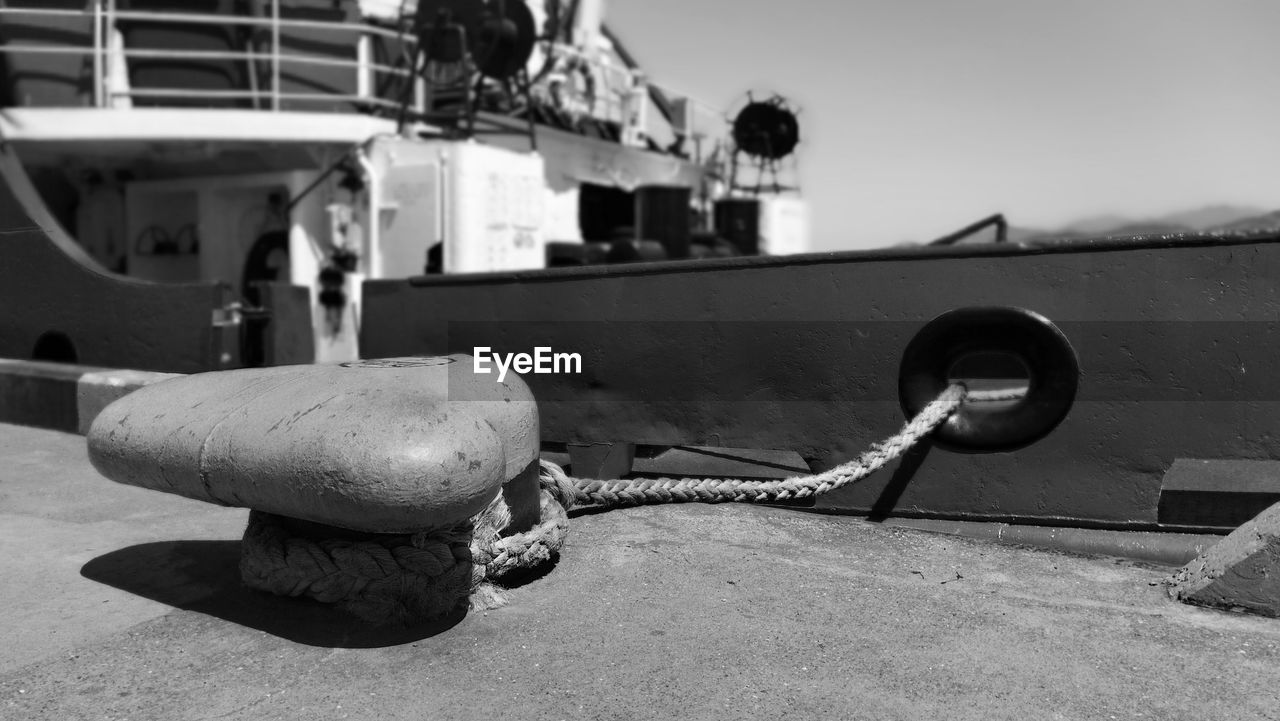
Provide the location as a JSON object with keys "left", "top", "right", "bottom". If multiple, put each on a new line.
{"left": 885, "top": 517, "right": 1218, "bottom": 568}
{"left": 1169, "top": 501, "right": 1280, "bottom": 616}
{"left": 0, "top": 359, "right": 176, "bottom": 434}
{"left": 4, "top": 422, "right": 1280, "bottom": 720}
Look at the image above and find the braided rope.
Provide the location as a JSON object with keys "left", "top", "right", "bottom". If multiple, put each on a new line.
{"left": 240, "top": 486, "right": 573, "bottom": 623}
{"left": 542, "top": 383, "right": 972, "bottom": 509}
{"left": 239, "top": 509, "right": 479, "bottom": 624}
{"left": 241, "top": 382, "right": 989, "bottom": 623}
{"left": 477, "top": 486, "right": 572, "bottom": 580}
{"left": 481, "top": 383, "right": 988, "bottom": 584}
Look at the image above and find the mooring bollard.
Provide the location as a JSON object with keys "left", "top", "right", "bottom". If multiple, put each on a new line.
{"left": 84, "top": 355, "right": 986, "bottom": 625}
{"left": 87, "top": 356, "right": 545, "bottom": 623}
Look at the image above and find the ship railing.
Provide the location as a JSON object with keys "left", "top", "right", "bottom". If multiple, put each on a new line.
{"left": 530, "top": 42, "right": 725, "bottom": 159}
{"left": 645, "top": 82, "right": 730, "bottom": 165}
{"left": 529, "top": 39, "right": 647, "bottom": 144}
{"left": 0, "top": 2, "right": 425, "bottom": 113}
{"left": 0, "top": 3, "right": 714, "bottom": 158}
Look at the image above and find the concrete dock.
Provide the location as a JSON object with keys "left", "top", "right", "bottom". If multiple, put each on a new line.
{"left": 2, "top": 422, "right": 1278, "bottom": 720}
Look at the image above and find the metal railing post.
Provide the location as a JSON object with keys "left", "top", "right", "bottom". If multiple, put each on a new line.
{"left": 106, "top": 0, "right": 119, "bottom": 107}
{"left": 356, "top": 33, "right": 370, "bottom": 99}
{"left": 271, "top": 0, "right": 280, "bottom": 111}
{"left": 91, "top": 0, "right": 103, "bottom": 107}
{"left": 0, "top": 5, "right": 419, "bottom": 111}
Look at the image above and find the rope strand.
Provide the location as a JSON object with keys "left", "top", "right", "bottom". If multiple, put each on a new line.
{"left": 539, "top": 383, "right": 968, "bottom": 510}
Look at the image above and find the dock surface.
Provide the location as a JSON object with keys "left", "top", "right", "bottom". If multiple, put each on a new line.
{"left": 2, "top": 422, "right": 1278, "bottom": 720}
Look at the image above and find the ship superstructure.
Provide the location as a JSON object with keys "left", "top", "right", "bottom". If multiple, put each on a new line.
{"left": 0, "top": 0, "right": 809, "bottom": 367}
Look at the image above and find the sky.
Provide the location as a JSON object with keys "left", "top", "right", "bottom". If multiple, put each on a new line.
{"left": 608, "top": 0, "right": 1280, "bottom": 251}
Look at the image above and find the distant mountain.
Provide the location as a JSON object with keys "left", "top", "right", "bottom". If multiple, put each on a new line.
{"left": 1019, "top": 204, "right": 1274, "bottom": 243}
{"left": 1057, "top": 205, "right": 1266, "bottom": 235}
{"left": 1106, "top": 221, "right": 1196, "bottom": 236}
{"left": 1060, "top": 214, "right": 1134, "bottom": 235}
{"left": 1209, "top": 209, "right": 1280, "bottom": 232}
{"left": 911, "top": 204, "right": 1277, "bottom": 247}
{"left": 1160, "top": 204, "right": 1269, "bottom": 230}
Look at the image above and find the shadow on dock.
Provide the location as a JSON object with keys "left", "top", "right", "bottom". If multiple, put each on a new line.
{"left": 80, "top": 540, "right": 466, "bottom": 648}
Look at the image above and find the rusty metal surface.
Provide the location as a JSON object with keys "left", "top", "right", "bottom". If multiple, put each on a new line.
{"left": 361, "top": 231, "right": 1280, "bottom": 530}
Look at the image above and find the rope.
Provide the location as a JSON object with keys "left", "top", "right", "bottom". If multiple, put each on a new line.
{"left": 239, "top": 486, "right": 573, "bottom": 623}
{"left": 239, "top": 507, "right": 480, "bottom": 624}
{"left": 467, "top": 383, "right": 990, "bottom": 598}
{"left": 541, "top": 383, "right": 970, "bottom": 509}
{"left": 240, "top": 382, "right": 990, "bottom": 623}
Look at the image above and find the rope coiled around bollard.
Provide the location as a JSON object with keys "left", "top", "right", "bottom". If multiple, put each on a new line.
{"left": 240, "top": 383, "right": 978, "bottom": 624}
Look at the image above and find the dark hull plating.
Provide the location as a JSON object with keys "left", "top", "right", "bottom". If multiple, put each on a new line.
{"left": 0, "top": 145, "right": 315, "bottom": 372}
{"left": 7, "top": 130, "right": 1280, "bottom": 531}
{"left": 361, "top": 232, "right": 1280, "bottom": 531}
{"left": 0, "top": 145, "right": 231, "bottom": 373}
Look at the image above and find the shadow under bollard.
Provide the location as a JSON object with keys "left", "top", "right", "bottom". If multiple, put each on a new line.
{"left": 80, "top": 540, "right": 467, "bottom": 648}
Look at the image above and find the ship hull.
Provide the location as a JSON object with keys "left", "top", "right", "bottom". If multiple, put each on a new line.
{"left": 361, "top": 232, "right": 1280, "bottom": 531}
{"left": 8, "top": 123, "right": 1280, "bottom": 532}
